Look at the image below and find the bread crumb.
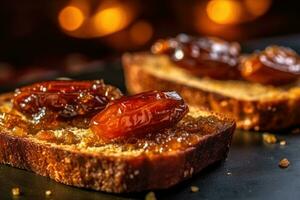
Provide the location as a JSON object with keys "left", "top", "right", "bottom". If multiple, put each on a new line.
{"left": 190, "top": 186, "right": 199, "bottom": 192}
{"left": 279, "top": 158, "right": 290, "bottom": 168}
{"left": 12, "top": 126, "right": 27, "bottom": 137}
{"left": 262, "top": 133, "right": 277, "bottom": 144}
{"left": 36, "top": 130, "right": 57, "bottom": 142}
{"left": 227, "top": 172, "right": 232, "bottom": 175}
{"left": 64, "top": 157, "right": 71, "bottom": 164}
{"left": 11, "top": 187, "right": 21, "bottom": 196}
{"left": 280, "top": 140, "right": 287, "bottom": 146}
{"left": 145, "top": 191, "right": 156, "bottom": 200}
{"left": 45, "top": 190, "right": 52, "bottom": 196}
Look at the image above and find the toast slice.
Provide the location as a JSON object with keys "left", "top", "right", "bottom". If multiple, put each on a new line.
{"left": 0, "top": 93, "right": 235, "bottom": 193}
{"left": 122, "top": 53, "right": 300, "bottom": 131}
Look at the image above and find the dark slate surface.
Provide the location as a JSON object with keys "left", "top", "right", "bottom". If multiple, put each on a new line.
{"left": 1, "top": 34, "right": 300, "bottom": 200}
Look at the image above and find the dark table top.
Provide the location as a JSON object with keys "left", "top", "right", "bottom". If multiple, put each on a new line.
{"left": 1, "top": 34, "right": 300, "bottom": 200}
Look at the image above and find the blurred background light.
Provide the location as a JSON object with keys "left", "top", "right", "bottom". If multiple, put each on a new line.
{"left": 206, "top": 0, "right": 272, "bottom": 25}
{"left": 206, "top": 0, "right": 242, "bottom": 25}
{"left": 59, "top": 6, "right": 85, "bottom": 31}
{"left": 93, "top": 6, "right": 129, "bottom": 37}
{"left": 57, "top": 0, "right": 136, "bottom": 38}
{"left": 129, "top": 20, "right": 153, "bottom": 45}
{"left": 0, "top": 0, "right": 300, "bottom": 87}
{"left": 245, "top": 0, "right": 272, "bottom": 17}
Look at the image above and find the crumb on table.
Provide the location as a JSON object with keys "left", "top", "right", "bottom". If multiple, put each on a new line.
{"left": 45, "top": 190, "right": 52, "bottom": 196}
{"left": 262, "top": 133, "right": 277, "bottom": 144}
{"left": 280, "top": 140, "right": 287, "bottom": 146}
{"left": 145, "top": 191, "right": 156, "bottom": 200}
{"left": 11, "top": 187, "right": 21, "bottom": 196}
{"left": 279, "top": 158, "right": 290, "bottom": 168}
{"left": 190, "top": 186, "right": 199, "bottom": 192}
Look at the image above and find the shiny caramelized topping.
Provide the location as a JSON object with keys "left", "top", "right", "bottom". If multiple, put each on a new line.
{"left": 13, "top": 80, "right": 123, "bottom": 126}
{"left": 105, "top": 115, "right": 225, "bottom": 153}
{"left": 90, "top": 91, "right": 188, "bottom": 140}
{"left": 152, "top": 34, "right": 241, "bottom": 79}
{"left": 0, "top": 112, "right": 29, "bottom": 135}
{"left": 152, "top": 34, "right": 300, "bottom": 85}
{"left": 241, "top": 46, "right": 300, "bottom": 85}
{"left": 0, "top": 90, "right": 227, "bottom": 151}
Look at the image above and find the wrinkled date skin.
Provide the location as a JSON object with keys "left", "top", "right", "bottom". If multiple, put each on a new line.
{"left": 241, "top": 46, "right": 300, "bottom": 85}
{"left": 90, "top": 91, "right": 188, "bottom": 140}
{"left": 13, "top": 80, "right": 123, "bottom": 126}
{"left": 152, "top": 34, "right": 241, "bottom": 79}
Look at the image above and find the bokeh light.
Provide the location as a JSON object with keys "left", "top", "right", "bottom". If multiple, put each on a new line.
{"left": 93, "top": 6, "right": 129, "bottom": 36}
{"left": 129, "top": 20, "right": 153, "bottom": 45}
{"left": 57, "top": 0, "right": 136, "bottom": 38}
{"left": 58, "top": 6, "right": 85, "bottom": 31}
{"left": 245, "top": 0, "right": 272, "bottom": 17}
{"left": 206, "top": 0, "right": 242, "bottom": 25}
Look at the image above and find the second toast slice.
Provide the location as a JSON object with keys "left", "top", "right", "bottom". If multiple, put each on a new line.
{"left": 123, "top": 53, "right": 300, "bottom": 131}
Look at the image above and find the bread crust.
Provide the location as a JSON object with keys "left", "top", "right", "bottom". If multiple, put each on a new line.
{"left": 0, "top": 93, "right": 235, "bottom": 193}
{"left": 122, "top": 53, "right": 300, "bottom": 131}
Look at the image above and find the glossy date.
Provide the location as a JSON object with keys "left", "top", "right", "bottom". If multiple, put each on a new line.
{"left": 240, "top": 46, "right": 300, "bottom": 85}
{"left": 13, "top": 80, "right": 123, "bottom": 121}
{"left": 152, "top": 34, "right": 241, "bottom": 79}
{"left": 90, "top": 91, "right": 188, "bottom": 140}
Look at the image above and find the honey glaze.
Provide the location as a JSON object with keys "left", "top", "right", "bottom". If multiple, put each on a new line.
{"left": 0, "top": 79, "right": 226, "bottom": 152}
{"left": 0, "top": 102, "right": 222, "bottom": 152}
{"left": 116, "top": 115, "right": 224, "bottom": 153}
{"left": 0, "top": 112, "right": 29, "bottom": 136}
{"left": 0, "top": 91, "right": 223, "bottom": 153}
{"left": 88, "top": 115, "right": 224, "bottom": 153}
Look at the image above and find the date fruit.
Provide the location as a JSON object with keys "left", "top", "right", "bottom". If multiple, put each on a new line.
{"left": 13, "top": 80, "right": 123, "bottom": 122}
{"left": 90, "top": 91, "right": 188, "bottom": 140}
{"left": 152, "top": 34, "right": 241, "bottom": 79}
{"left": 240, "top": 46, "right": 300, "bottom": 85}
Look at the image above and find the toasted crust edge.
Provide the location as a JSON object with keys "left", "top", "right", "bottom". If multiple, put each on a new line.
{"left": 0, "top": 93, "right": 235, "bottom": 193}
{"left": 122, "top": 53, "right": 300, "bottom": 131}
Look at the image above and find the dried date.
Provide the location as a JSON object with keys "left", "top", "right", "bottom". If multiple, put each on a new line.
{"left": 90, "top": 91, "right": 188, "bottom": 140}
{"left": 152, "top": 34, "right": 241, "bottom": 79}
{"left": 240, "top": 46, "right": 300, "bottom": 85}
{"left": 13, "top": 80, "right": 123, "bottom": 124}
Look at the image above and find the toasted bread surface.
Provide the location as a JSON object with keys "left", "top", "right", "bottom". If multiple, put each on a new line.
{"left": 122, "top": 53, "right": 300, "bottom": 131}
{"left": 0, "top": 93, "right": 235, "bottom": 193}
